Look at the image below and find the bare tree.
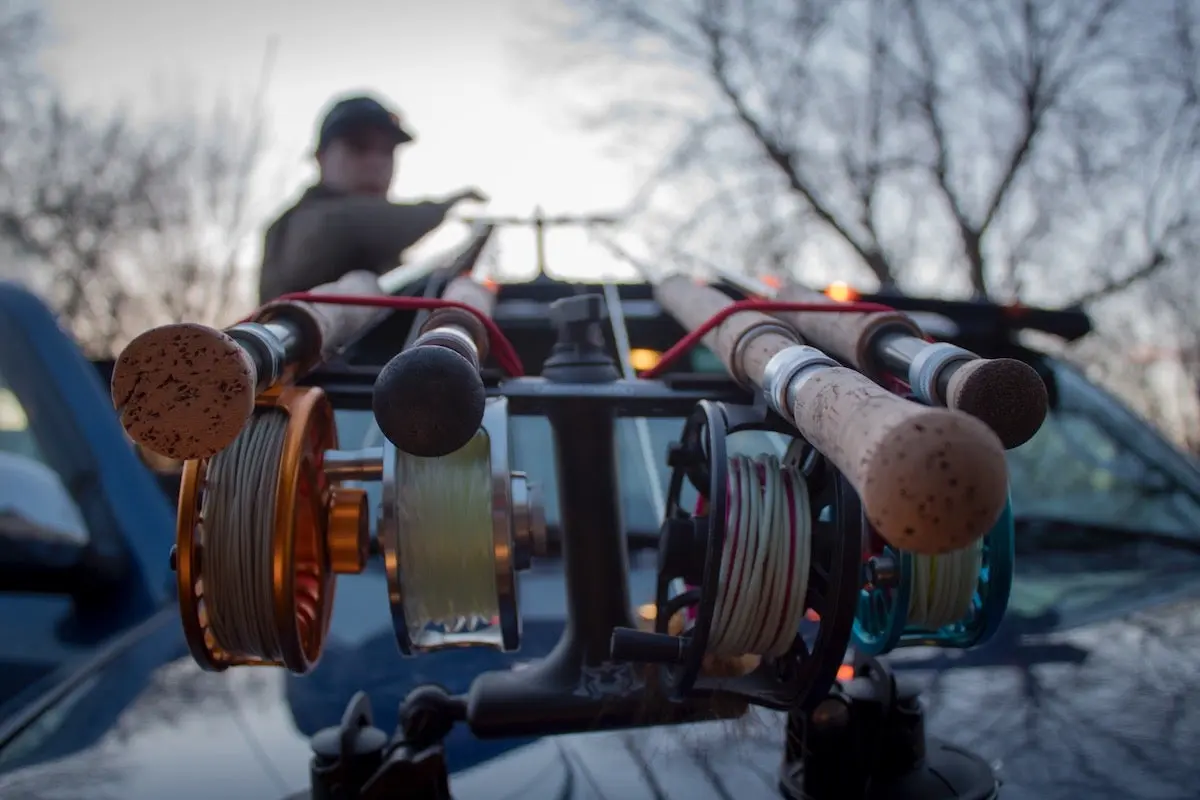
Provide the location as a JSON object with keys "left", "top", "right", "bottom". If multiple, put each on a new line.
{"left": 1099, "top": 274, "right": 1200, "bottom": 453}
{"left": 546, "top": 0, "right": 1199, "bottom": 305}
{"left": 1048, "top": 2, "right": 1200, "bottom": 448}
{"left": 0, "top": 5, "right": 274, "bottom": 357}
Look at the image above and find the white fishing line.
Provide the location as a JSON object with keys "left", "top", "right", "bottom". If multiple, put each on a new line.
{"left": 707, "top": 454, "right": 812, "bottom": 659}
{"left": 908, "top": 543, "right": 983, "bottom": 629}
{"left": 780, "top": 435, "right": 981, "bottom": 631}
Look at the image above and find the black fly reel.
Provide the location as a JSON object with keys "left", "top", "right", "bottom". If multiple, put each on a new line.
{"left": 610, "top": 400, "right": 862, "bottom": 712}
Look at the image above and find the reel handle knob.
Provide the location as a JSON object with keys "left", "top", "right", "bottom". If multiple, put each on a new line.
{"left": 327, "top": 487, "right": 370, "bottom": 575}
{"left": 610, "top": 628, "right": 686, "bottom": 664}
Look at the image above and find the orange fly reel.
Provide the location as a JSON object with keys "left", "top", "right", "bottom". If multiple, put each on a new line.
{"left": 175, "top": 386, "right": 369, "bottom": 674}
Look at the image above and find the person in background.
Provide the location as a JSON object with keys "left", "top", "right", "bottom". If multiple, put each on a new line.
{"left": 259, "top": 92, "right": 487, "bottom": 303}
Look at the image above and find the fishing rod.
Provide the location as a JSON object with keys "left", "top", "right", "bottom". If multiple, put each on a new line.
{"left": 372, "top": 271, "right": 500, "bottom": 458}
{"left": 705, "top": 262, "right": 1049, "bottom": 450}
{"left": 112, "top": 269, "right": 387, "bottom": 462}
{"left": 377, "top": 219, "right": 496, "bottom": 294}
{"left": 595, "top": 241, "right": 1010, "bottom": 553}
{"left": 112, "top": 222, "right": 498, "bottom": 462}
{"left": 590, "top": 236, "right": 1015, "bottom": 679}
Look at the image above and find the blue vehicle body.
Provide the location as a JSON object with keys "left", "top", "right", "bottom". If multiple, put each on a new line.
{"left": 3, "top": 552, "right": 1200, "bottom": 800}
{"left": 0, "top": 283, "right": 174, "bottom": 712}
{"left": 2, "top": 281, "right": 1200, "bottom": 798}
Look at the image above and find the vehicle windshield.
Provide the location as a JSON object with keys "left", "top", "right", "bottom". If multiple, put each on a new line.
{"left": 1008, "top": 361, "right": 1200, "bottom": 540}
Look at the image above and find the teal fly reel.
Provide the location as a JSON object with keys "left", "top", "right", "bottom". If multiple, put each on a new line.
{"left": 851, "top": 494, "right": 1014, "bottom": 656}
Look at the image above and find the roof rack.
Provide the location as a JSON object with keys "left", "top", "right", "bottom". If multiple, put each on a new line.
{"left": 717, "top": 280, "right": 1093, "bottom": 344}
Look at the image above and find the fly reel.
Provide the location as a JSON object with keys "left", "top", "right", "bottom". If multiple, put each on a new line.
{"left": 851, "top": 493, "right": 1014, "bottom": 655}
{"left": 611, "top": 400, "right": 862, "bottom": 712}
{"left": 176, "top": 386, "right": 370, "bottom": 674}
{"left": 380, "top": 396, "right": 548, "bottom": 655}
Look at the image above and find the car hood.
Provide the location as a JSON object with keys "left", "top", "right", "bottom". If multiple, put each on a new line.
{"left": 2, "top": 557, "right": 1200, "bottom": 800}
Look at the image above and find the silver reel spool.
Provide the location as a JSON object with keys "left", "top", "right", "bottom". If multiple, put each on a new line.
{"left": 380, "top": 397, "right": 547, "bottom": 655}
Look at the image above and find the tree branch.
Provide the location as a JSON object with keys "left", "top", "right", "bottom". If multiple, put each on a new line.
{"left": 696, "top": 0, "right": 895, "bottom": 286}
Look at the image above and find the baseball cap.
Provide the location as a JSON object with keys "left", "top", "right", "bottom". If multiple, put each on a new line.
{"left": 316, "top": 94, "right": 415, "bottom": 152}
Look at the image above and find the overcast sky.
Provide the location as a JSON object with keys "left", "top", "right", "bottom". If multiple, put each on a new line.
{"left": 37, "top": 0, "right": 641, "bottom": 279}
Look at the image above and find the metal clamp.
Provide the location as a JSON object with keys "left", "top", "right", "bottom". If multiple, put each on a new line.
{"left": 762, "top": 345, "right": 839, "bottom": 422}
{"left": 412, "top": 325, "right": 480, "bottom": 371}
{"left": 906, "top": 342, "right": 975, "bottom": 406}
{"left": 227, "top": 321, "right": 291, "bottom": 391}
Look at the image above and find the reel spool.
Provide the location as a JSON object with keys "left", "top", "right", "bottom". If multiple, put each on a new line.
{"left": 176, "top": 386, "right": 370, "bottom": 674}
{"left": 612, "top": 401, "right": 862, "bottom": 712}
{"left": 380, "top": 397, "right": 547, "bottom": 655}
{"left": 852, "top": 495, "right": 1014, "bottom": 655}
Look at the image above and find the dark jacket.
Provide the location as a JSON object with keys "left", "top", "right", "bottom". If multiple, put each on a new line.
{"left": 258, "top": 184, "right": 455, "bottom": 303}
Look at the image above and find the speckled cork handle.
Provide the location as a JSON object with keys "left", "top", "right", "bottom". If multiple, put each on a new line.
{"left": 654, "top": 275, "right": 799, "bottom": 384}
{"left": 774, "top": 285, "right": 1047, "bottom": 450}
{"left": 773, "top": 284, "right": 923, "bottom": 378}
{"left": 789, "top": 368, "right": 1009, "bottom": 554}
{"left": 112, "top": 271, "right": 387, "bottom": 462}
{"left": 654, "top": 274, "right": 1009, "bottom": 555}
{"left": 943, "top": 357, "right": 1049, "bottom": 450}
{"left": 254, "top": 270, "right": 387, "bottom": 372}
{"left": 111, "top": 323, "right": 257, "bottom": 461}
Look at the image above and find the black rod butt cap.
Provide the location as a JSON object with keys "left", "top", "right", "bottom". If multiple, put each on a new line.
{"left": 372, "top": 345, "right": 486, "bottom": 458}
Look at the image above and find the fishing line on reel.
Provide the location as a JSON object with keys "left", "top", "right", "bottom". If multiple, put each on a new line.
{"left": 382, "top": 398, "right": 545, "bottom": 656}
{"left": 671, "top": 435, "right": 815, "bottom": 656}
{"left": 176, "top": 387, "right": 364, "bottom": 675}
{"left": 691, "top": 417, "right": 1004, "bottom": 660}
{"left": 853, "top": 498, "right": 1013, "bottom": 655}
{"left": 908, "top": 541, "right": 984, "bottom": 630}
{"left": 842, "top": 371, "right": 1012, "bottom": 656}
{"left": 201, "top": 409, "right": 291, "bottom": 661}
{"left": 391, "top": 432, "right": 500, "bottom": 635}
{"left": 699, "top": 453, "right": 812, "bottom": 659}
{"left": 613, "top": 401, "right": 863, "bottom": 712}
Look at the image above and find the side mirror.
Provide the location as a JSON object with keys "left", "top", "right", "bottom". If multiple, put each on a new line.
{"left": 0, "top": 452, "right": 115, "bottom": 596}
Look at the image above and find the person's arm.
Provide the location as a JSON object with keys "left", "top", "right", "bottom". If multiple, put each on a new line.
{"left": 259, "top": 196, "right": 458, "bottom": 302}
